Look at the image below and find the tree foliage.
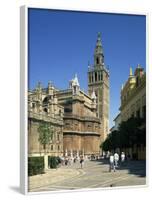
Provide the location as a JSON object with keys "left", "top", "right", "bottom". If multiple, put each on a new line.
{"left": 101, "top": 117, "right": 146, "bottom": 152}
{"left": 38, "top": 122, "right": 53, "bottom": 150}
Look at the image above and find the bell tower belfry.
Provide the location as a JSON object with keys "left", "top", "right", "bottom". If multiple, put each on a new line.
{"left": 88, "top": 32, "right": 109, "bottom": 142}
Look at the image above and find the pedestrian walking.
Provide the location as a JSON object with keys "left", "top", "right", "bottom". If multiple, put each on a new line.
{"left": 65, "top": 157, "right": 68, "bottom": 165}
{"left": 114, "top": 152, "right": 119, "bottom": 168}
{"left": 109, "top": 153, "right": 115, "bottom": 172}
{"left": 74, "top": 157, "right": 76, "bottom": 163}
{"left": 80, "top": 157, "right": 84, "bottom": 168}
{"left": 70, "top": 157, "right": 74, "bottom": 166}
{"left": 121, "top": 152, "right": 125, "bottom": 166}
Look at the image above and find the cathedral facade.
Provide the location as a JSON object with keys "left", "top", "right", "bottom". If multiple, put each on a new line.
{"left": 28, "top": 33, "right": 109, "bottom": 159}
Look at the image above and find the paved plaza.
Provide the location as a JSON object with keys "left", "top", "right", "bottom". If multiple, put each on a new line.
{"left": 28, "top": 159, "right": 146, "bottom": 192}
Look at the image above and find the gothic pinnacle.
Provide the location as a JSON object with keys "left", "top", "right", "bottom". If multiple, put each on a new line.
{"left": 129, "top": 67, "right": 133, "bottom": 76}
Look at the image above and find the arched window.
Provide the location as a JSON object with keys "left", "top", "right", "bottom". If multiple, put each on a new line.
{"left": 96, "top": 57, "right": 99, "bottom": 64}
{"left": 43, "top": 108, "right": 47, "bottom": 113}
{"left": 43, "top": 97, "right": 48, "bottom": 105}
{"left": 95, "top": 72, "right": 97, "bottom": 82}
{"left": 98, "top": 73, "right": 100, "bottom": 81}
{"left": 92, "top": 74, "right": 93, "bottom": 82}
{"left": 59, "top": 109, "right": 62, "bottom": 116}
{"left": 32, "top": 103, "right": 35, "bottom": 108}
{"left": 57, "top": 134, "right": 60, "bottom": 141}
{"left": 74, "top": 86, "right": 76, "bottom": 94}
{"left": 89, "top": 74, "right": 91, "bottom": 83}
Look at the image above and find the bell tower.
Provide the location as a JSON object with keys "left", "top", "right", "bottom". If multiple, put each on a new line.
{"left": 88, "top": 32, "right": 109, "bottom": 142}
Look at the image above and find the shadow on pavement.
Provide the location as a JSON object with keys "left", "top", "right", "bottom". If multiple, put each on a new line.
{"left": 90, "top": 159, "right": 146, "bottom": 177}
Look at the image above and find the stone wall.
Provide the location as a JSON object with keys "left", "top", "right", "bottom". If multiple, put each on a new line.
{"left": 28, "top": 118, "right": 63, "bottom": 157}
{"left": 63, "top": 133, "right": 100, "bottom": 156}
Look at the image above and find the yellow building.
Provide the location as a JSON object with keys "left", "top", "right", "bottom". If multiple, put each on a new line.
{"left": 120, "top": 64, "right": 146, "bottom": 159}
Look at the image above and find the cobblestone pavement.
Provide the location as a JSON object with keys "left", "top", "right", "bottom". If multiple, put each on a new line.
{"left": 29, "top": 159, "right": 146, "bottom": 192}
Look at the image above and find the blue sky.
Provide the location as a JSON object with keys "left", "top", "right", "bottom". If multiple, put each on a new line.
{"left": 28, "top": 8, "right": 146, "bottom": 128}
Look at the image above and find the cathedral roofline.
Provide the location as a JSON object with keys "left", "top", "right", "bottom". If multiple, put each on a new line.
{"left": 80, "top": 90, "right": 92, "bottom": 100}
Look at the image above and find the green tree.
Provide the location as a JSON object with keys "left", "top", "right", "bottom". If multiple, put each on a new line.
{"left": 101, "top": 137, "right": 111, "bottom": 152}
{"left": 101, "top": 116, "right": 146, "bottom": 158}
{"left": 38, "top": 122, "right": 54, "bottom": 170}
{"left": 38, "top": 122, "right": 53, "bottom": 150}
{"left": 101, "top": 130, "right": 120, "bottom": 152}
{"left": 110, "top": 130, "right": 120, "bottom": 151}
{"left": 119, "top": 117, "right": 144, "bottom": 148}
{"left": 119, "top": 120, "right": 131, "bottom": 149}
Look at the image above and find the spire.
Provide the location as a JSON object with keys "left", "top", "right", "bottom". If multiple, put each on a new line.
{"left": 48, "top": 81, "right": 52, "bottom": 87}
{"left": 94, "top": 32, "right": 104, "bottom": 67}
{"left": 36, "top": 81, "right": 42, "bottom": 100}
{"left": 73, "top": 74, "right": 80, "bottom": 86}
{"left": 129, "top": 67, "right": 133, "bottom": 77}
{"left": 95, "top": 32, "right": 103, "bottom": 54}
{"left": 96, "top": 32, "right": 102, "bottom": 46}
{"left": 48, "top": 81, "right": 54, "bottom": 95}
{"left": 69, "top": 74, "right": 80, "bottom": 95}
{"left": 121, "top": 84, "right": 124, "bottom": 90}
{"left": 88, "top": 61, "right": 90, "bottom": 69}
{"left": 37, "top": 81, "right": 42, "bottom": 89}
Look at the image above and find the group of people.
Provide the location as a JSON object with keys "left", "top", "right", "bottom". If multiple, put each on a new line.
{"left": 59, "top": 152, "right": 126, "bottom": 171}
{"left": 59, "top": 155, "right": 85, "bottom": 168}
{"left": 109, "top": 152, "right": 125, "bottom": 172}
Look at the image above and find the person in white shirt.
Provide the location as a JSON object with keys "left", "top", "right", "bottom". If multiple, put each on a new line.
{"left": 109, "top": 153, "right": 115, "bottom": 172}
{"left": 121, "top": 152, "right": 125, "bottom": 166}
{"left": 114, "top": 152, "right": 119, "bottom": 168}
